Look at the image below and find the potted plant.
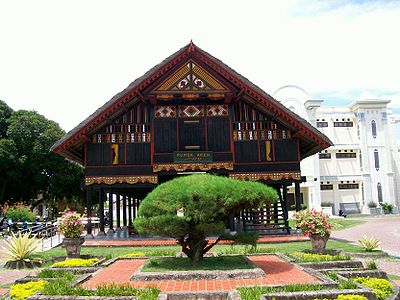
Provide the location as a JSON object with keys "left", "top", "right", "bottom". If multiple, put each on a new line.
{"left": 0, "top": 232, "right": 42, "bottom": 269}
{"left": 58, "top": 211, "right": 85, "bottom": 258}
{"left": 291, "top": 208, "right": 333, "bottom": 253}
{"left": 380, "top": 202, "right": 393, "bottom": 214}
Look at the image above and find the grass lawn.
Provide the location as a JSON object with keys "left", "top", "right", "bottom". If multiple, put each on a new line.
{"left": 141, "top": 256, "right": 254, "bottom": 272}
{"left": 388, "top": 274, "right": 400, "bottom": 280}
{"left": 331, "top": 218, "right": 366, "bottom": 231}
{"left": 35, "top": 239, "right": 368, "bottom": 262}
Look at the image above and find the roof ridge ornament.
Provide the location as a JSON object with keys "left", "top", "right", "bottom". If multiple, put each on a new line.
{"left": 188, "top": 40, "right": 195, "bottom": 53}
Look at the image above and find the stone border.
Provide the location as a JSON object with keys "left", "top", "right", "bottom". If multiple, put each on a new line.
{"left": 299, "top": 260, "right": 364, "bottom": 270}
{"left": 130, "top": 254, "right": 265, "bottom": 281}
{"left": 341, "top": 251, "right": 389, "bottom": 259}
{"left": 259, "top": 288, "right": 377, "bottom": 300}
{"left": 28, "top": 296, "right": 138, "bottom": 300}
{"left": 158, "top": 291, "right": 241, "bottom": 300}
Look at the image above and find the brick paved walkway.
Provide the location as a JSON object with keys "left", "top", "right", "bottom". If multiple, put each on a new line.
{"left": 331, "top": 215, "right": 400, "bottom": 280}
{"left": 82, "top": 255, "right": 319, "bottom": 291}
{"left": 83, "top": 235, "right": 307, "bottom": 247}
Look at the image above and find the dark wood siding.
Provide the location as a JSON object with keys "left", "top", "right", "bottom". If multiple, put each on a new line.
{"left": 207, "top": 117, "right": 230, "bottom": 152}
{"left": 154, "top": 119, "right": 177, "bottom": 153}
{"left": 86, "top": 144, "right": 111, "bottom": 166}
{"left": 274, "top": 140, "right": 299, "bottom": 162}
{"left": 126, "top": 143, "right": 151, "bottom": 164}
{"left": 234, "top": 141, "right": 258, "bottom": 162}
{"left": 178, "top": 118, "right": 206, "bottom": 150}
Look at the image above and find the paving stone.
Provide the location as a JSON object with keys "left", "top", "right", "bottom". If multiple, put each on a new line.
{"left": 82, "top": 255, "right": 320, "bottom": 292}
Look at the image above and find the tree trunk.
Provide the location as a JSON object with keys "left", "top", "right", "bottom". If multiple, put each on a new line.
{"left": 191, "top": 238, "right": 205, "bottom": 264}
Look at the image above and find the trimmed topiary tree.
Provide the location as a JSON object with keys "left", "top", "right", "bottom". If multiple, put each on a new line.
{"left": 133, "top": 174, "right": 277, "bottom": 263}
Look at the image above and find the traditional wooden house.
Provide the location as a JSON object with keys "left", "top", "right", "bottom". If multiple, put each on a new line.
{"left": 52, "top": 42, "right": 332, "bottom": 238}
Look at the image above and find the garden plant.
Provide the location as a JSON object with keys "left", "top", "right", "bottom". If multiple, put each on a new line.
{"left": 0, "top": 231, "right": 42, "bottom": 269}
{"left": 134, "top": 174, "right": 277, "bottom": 263}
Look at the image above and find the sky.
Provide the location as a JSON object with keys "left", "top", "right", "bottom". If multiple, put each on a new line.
{"left": 1, "top": 0, "right": 400, "bottom": 132}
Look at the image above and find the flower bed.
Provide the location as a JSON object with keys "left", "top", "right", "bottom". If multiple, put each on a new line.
{"left": 51, "top": 258, "right": 100, "bottom": 268}
{"left": 289, "top": 252, "right": 351, "bottom": 263}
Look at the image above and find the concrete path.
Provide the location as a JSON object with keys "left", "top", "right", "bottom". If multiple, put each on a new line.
{"left": 331, "top": 215, "right": 400, "bottom": 257}
{"left": 331, "top": 214, "right": 400, "bottom": 282}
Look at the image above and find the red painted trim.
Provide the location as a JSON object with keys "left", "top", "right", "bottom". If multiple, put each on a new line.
{"left": 56, "top": 44, "right": 329, "bottom": 158}
{"left": 124, "top": 144, "right": 127, "bottom": 164}
{"left": 234, "top": 160, "right": 300, "bottom": 165}
{"left": 176, "top": 113, "right": 180, "bottom": 151}
{"left": 205, "top": 118, "right": 208, "bottom": 151}
{"left": 229, "top": 117, "right": 235, "bottom": 163}
{"left": 85, "top": 174, "right": 158, "bottom": 177}
{"left": 86, "top": 164, "right": 152, "bottom": 168}
{"left": 297, "top": 139, "right": 301, "bottom": 161}
{"left": 84, "top": 143, "right": 87, "bottom": 167}
{"left": 151, "top": 118, "right": 154, "bottom": 165}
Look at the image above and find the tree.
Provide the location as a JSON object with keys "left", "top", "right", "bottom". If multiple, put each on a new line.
{"left": 0, "top": 106, "right": 84, "bottom": 208}
{"left": 0, "top": 100, "right": 13, "bottom": 138}
{"left": 134, "top": 174, "right": 278, "bottom": 263}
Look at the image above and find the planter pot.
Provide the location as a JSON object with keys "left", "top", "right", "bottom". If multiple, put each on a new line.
{"left": 63, "top": 237, "right": 85, "bottom": 258}
{"left": 369, "top": 207, "right": 382, "bottom": 215}
{"left": 309, "top": 234, "right": 330, "bottom": 254}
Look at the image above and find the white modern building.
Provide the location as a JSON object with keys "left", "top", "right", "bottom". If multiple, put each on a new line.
{"left": 273, "top": 85, "right": 400, "bottom": 215}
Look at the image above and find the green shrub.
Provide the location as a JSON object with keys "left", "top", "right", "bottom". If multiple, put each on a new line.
{"left": 1, "top": 232, "right": 41, "bottom": 261}
{"left": 96, "top": 284, "right": 159, "bottom": 299}
{"left": 380, "top": 202, "right": 393, "bottom": 214}
{"left": 354, "top": 277, "right": 392, "bottom": 300}
{"left": 120, "top": 252, "right": 145, "bottom": 258}
{"left": 36, "top": 269, "right": 75, "bottom": 280}
{"left": 5, "top": 206, "right": 36, "bottom": 222}
{"left": 366, "top": 261, "right": 377, "bottom": 270}
{"left": 289, "top": 251, "right": 350, "bottom": 263}
{"left": 10, "top": 280, "right": 48, "bottom": 300}
{"left": 336, "top": 295, "right": 368, "bottom": 300}
{"left": 358, "top": 236, "right": 381, "bottom": 252}
{"left": 238, "top": 284, "right": 322, "bottom": 300}
{"left": 51, "top": 258, "right": 99, "bottom": 267}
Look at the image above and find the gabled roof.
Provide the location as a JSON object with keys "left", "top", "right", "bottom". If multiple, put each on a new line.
{"left": 52, "top": 42, "right": 332, "bottom": 164}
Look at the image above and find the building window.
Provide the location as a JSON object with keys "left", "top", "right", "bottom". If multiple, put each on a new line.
{"left": 334, "top": 121, "right": 353, "bottom": 127}
{"left": 319, "top": 153, "right": 331, "bottom": 159}
{"left": 317, "top": 122, "right": 328, "bottom": 128}
{"left": 371, "top": 120, "right": 377, "bottom": 138}
{"left": 320, "top": 184, "right": 333, "bottom": 190}
{"left": 336, "top": 152, "right": 356, "bottom": 158}
{"left": 377, "top": 183, "right": 383, "bottom": 203}
{"left": 374, "top": 149, "right": 380, "bottom": 171}
{"left": 338, "top": 183, "right": 359, "bottom": 190}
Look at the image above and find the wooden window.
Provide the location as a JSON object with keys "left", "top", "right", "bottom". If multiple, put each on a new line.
{"left": 334, "top": 121, "right": 353, "bottom": 127}
{"left": 336, "top": 152, "right": 356, "bottom": 158}
{"left": 338, "top": 183, "right": 359, "bottom": 190}
{"left": 317, "top": 122, "right": 328, "bottom": 128}
{"left": 374, "top": 149, "right": 380, "bottom": 171}
{"left": 377, "top": 183, "right": 383, "bottom": 203}
{"left": 371, "top": 120, "right": 377, "bottom": 138}
{"left": 320, "top": 184, "right": 333, "bottom": 190}
{"left": 319, "top": 153, "right": 331, "bottom": 159}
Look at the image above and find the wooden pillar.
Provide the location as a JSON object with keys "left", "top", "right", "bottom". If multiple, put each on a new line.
{"left": 274, "top": 186, "right": 280, "bottom": 225}
{"left": 133, "top": 198, "right": 137, "bottom": 219}
{"left": 108, "top": 191, "right": 114, "bottom": 234}
{"left": 85, "top": 187, "right": 94, "bottom": 238}
{"left": 295, "top": 182, "right": 302, "bottom": 212}
{"left": 282, "top": 183, "right": 290, "bottom": 234}
{"left": 116, "top": 192, "right": 121, "bottom": 231}
{"left": 122, "top": 194, "right": 127, "bottom": 228}
{"left": 98, "top": 189, "right": 106, "bottom": 236}
{"left": 128, "top": 196, "right": 132, "bottom": 227}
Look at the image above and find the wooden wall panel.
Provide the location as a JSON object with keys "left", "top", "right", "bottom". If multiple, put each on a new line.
{"left": 154, "top": 119, "right": 177, "bottom": 153}
{"left": 126, "top": 143, "right": 151, "bottom": 164}
{"left": 207, "top": 117, "right": 230, "bottom": 152}
{"left": 178, "top": 119, "right": 206, "bottom": 150}
{"left": 86, "top": 144, "right": 111, "bottom": 166}
{"left": 234, "top": 141, "right": 258, "bottom": 162}
{"left": 274, "top": 140, "right": 299, "bottom": 162}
